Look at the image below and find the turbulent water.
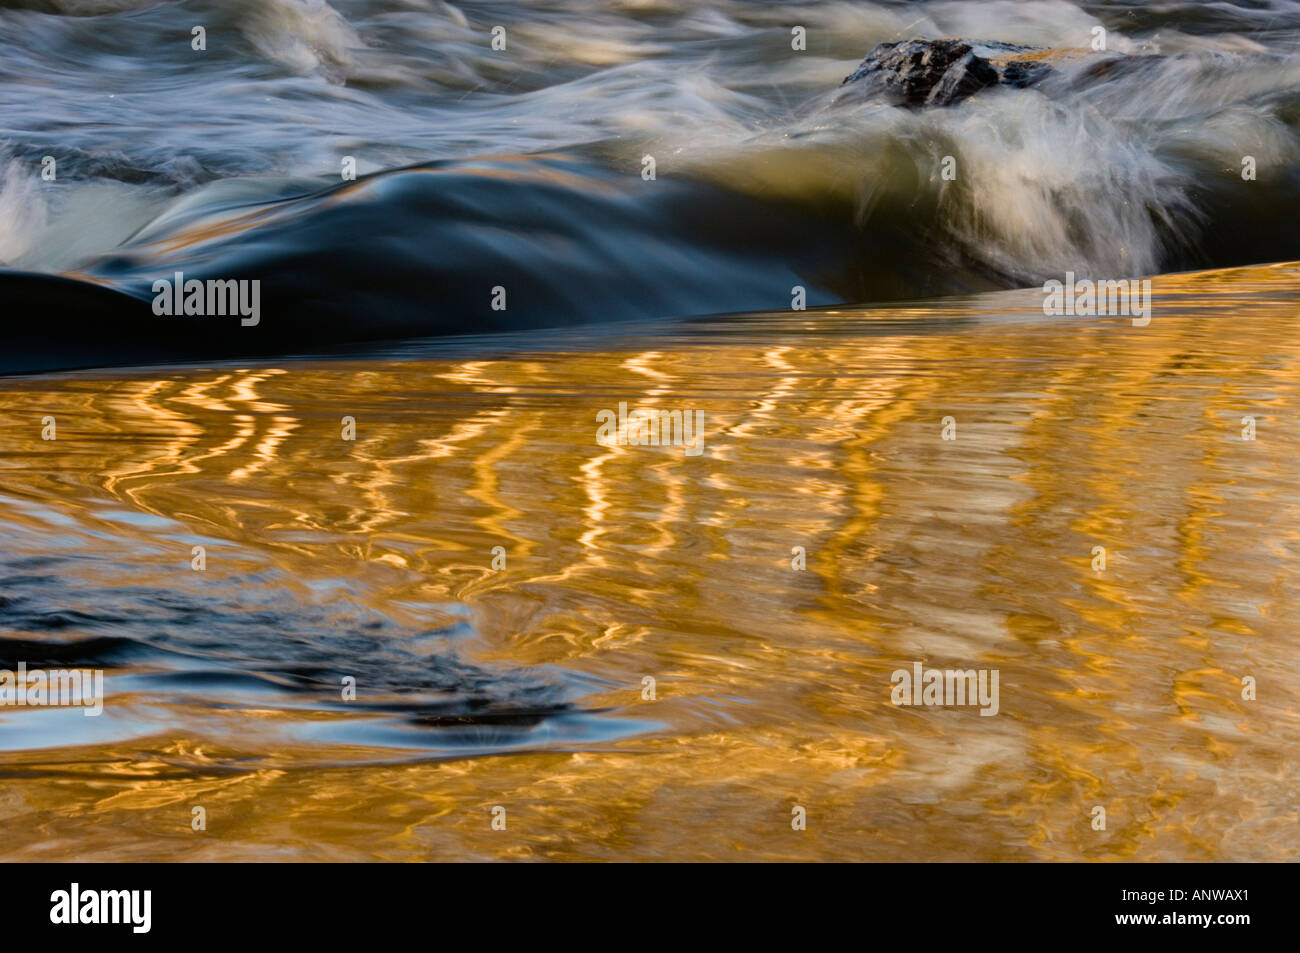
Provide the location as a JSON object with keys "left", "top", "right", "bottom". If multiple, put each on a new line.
{"left": 1, "top": 0, "right": 1299, "bottom": 370}
{"left": 1, "top": 1, "right": 1299, "bottom": 860}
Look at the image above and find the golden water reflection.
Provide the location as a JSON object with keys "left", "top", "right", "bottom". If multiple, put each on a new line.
{"left": 1, "top": 262, "right": 1298, "bottom": 860}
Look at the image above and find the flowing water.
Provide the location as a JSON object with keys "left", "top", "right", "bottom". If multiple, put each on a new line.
{"left": 1, "top": 0, "right": 1299, "bottom": 860}
{"left": 3, "top": 265, "right": 1300, "bottom": 860}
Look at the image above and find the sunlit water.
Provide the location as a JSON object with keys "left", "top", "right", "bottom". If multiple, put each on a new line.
{"left": 1, "top": 0, "right": 1298, "bottom": 860}
{"left": 1, "top": 263, "right": 1298, "bottom": 860}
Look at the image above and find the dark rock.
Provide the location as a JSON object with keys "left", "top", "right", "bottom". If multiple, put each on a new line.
{"left": 1000, "top": 58, "right": 1052, "bottom": 88}
{"left": 840, "top": 38, "right": 1054, "bottom": 108}
{"left": 926, "top": 50, "right": 999, "bottom": 105}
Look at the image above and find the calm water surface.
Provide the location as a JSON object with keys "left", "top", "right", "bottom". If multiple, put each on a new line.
{"left": 1, "top": 263, "right": 1297, "bottom": 860}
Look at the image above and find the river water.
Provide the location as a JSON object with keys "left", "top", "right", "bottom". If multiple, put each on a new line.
{"left": 0, "top": 0, "right": 1298, "bottom": 860}
{"left": 2, "top": 264, "right": 1298, "bottom": 859}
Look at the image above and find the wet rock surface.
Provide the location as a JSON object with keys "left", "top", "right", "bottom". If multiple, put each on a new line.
{"left": 841, "top": 38, "right": 1054, "bottom": 107}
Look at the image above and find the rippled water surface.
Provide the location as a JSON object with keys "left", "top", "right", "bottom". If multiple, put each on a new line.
{"left": 2, "top": 264, "right": 1298, "bottom": 860}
